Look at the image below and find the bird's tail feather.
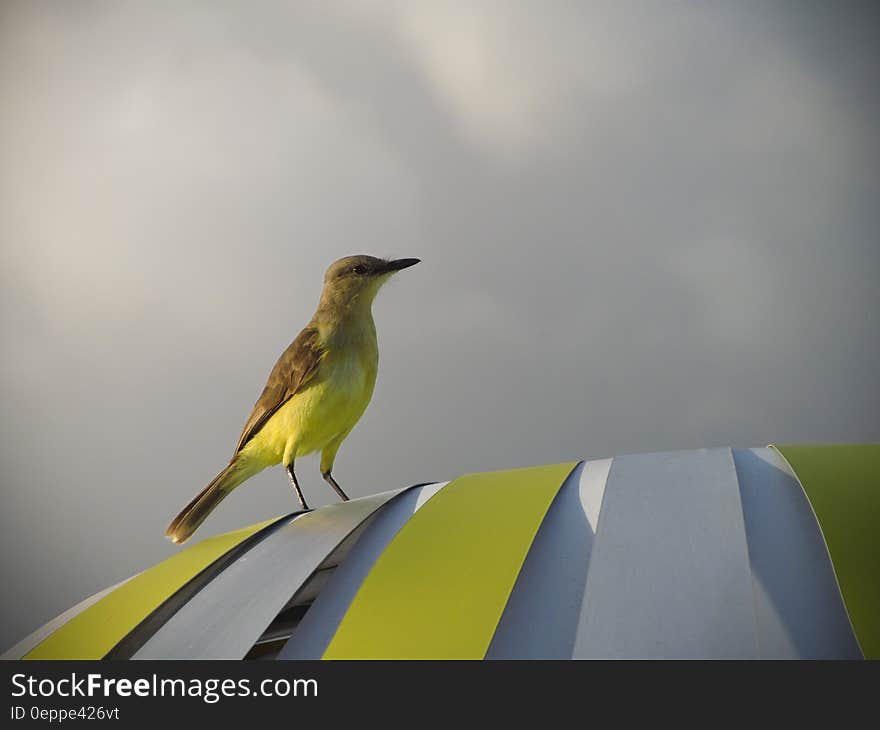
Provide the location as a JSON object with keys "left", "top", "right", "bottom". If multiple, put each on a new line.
{"left": 165, "top": 458, "right": 258, "bottom": 545}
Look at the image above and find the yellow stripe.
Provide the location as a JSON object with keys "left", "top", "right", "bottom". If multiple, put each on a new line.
{"left": 24, "top": 517, "right": 283, "bottom": 660}
{"left": 772, "top": 444, "right": 880, "bottom": 658}
{"left": 323, "top": 462, "right": 578, "bottom": 659}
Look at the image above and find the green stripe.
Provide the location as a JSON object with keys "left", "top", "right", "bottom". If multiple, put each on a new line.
{"left": 24, "top": 516, "right": 284, "bottom": 660}
{"left": 323, "top": 462, "right": 578, "bottom": 659}
{"left": 774, "top": 444, "right": 880, "bottom": 658}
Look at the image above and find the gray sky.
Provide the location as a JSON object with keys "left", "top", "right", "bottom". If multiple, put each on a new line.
{"left": 1, "top": 1, "right": 878, "bottom": 651}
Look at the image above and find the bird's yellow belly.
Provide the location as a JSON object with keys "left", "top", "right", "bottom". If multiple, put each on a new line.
{"left": 241, "top": 354, "right": 376, "bottom": 467}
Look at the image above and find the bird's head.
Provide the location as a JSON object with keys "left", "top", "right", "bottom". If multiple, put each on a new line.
{"left": 320, "top": 255, "right": 420, "bottom": 311}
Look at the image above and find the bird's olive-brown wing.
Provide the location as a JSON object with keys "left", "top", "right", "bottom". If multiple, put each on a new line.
{"left": 233, "top": 325, "right": 325, "bottom": 454}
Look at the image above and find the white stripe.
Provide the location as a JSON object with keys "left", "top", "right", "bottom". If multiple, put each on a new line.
{"left": 573, "top": 448, "right": 757, "bottom": 658}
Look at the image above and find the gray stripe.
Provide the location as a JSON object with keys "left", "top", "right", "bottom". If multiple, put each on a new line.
{"left": 574, "top": 448, "right": 757, "bottom": 658}
{"left": 277, "top": 482, "right": 448, "bottom": 659}
{"left": 486, "top": 459, "right": 611, "bottom": 659}
{"left": 733, "top": 447, "right": 862, "bottom": 658}
{"left": 133, "top": 491, "right": 401, "bottom": 660}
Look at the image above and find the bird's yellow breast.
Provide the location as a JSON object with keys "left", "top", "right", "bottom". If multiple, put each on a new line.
{"left": 241, "top": 331, "right": 378, "bottom": 467}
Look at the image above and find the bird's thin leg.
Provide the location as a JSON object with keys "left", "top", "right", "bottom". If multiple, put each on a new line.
{"left": 287, "top": 463, "right": 309, "bottom": 511}
{"left": 322, "top": 470, "right": 349, "bottom": 501}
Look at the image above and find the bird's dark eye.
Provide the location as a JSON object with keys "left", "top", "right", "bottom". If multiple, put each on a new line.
{"left": 352, "top": 265, "right": 367, "bottom": 275}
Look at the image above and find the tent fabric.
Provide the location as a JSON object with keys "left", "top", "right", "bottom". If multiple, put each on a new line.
{"left": 485, "top": 459, "right": 611, "bottom": 659}
{"left": 133, "top": 490, "right": 403, "bottom": 659}
{"left": 7, "top": 445, "right": 875, "bottom": 660}
{"left": 488, "top": 448, "right": 858, "bottom": 659}
{"left": 573, "top": 448, "right": 757, "bottom": 658}
{"left": 322, "top": 462, "right": 578, "bottom": 659}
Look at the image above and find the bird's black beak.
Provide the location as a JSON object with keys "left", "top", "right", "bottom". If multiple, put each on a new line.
{"left": 385, "top": 258, "right": 420, "bottom": 272}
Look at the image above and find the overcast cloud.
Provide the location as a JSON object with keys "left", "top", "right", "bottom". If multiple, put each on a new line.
{"left": 1, "top": 1, "right": 878, "bottom": 650}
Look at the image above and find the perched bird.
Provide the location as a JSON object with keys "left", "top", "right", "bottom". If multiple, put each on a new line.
{"left": 166, "top": 254, "right": 420, "bottom": 544}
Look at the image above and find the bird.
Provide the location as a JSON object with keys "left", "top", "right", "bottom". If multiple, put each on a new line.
{"left": 165, "top": 254, "right": 420, "bottom": 544}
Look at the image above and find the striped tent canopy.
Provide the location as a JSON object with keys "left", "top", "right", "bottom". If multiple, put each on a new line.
{"left": 5, "top": 444, "right": 878, "bottom": 660}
